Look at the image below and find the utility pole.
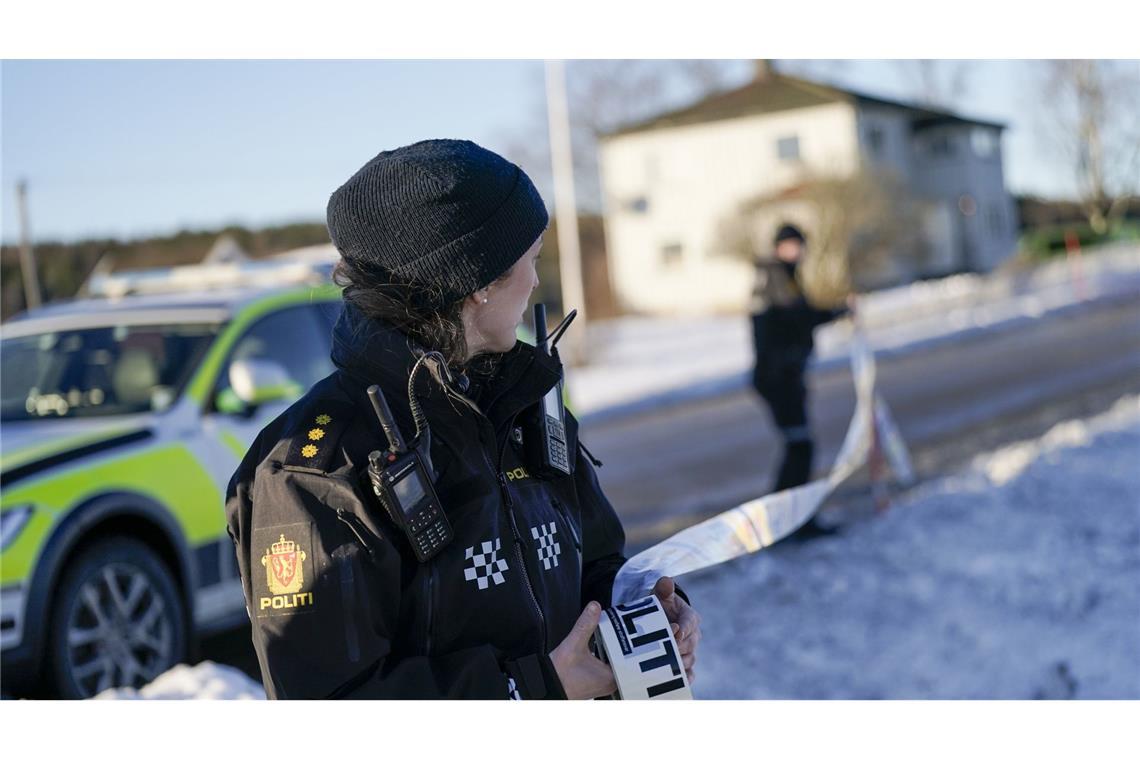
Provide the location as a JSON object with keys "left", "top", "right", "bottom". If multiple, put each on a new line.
{"left": 17, "top": 180, "right": 43, "bottom": 310}
{"left": 544, "top": 59, "right": 587, "bottom": 365}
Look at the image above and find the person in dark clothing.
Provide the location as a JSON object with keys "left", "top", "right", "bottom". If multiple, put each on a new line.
{"left": 225, "top": 139, "right": 701, "bottom": 699}
{"left": 749, "top": 224, "right": 848, "bottom": 528}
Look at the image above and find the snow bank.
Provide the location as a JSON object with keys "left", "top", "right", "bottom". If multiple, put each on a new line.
{"left": 684, "top": 395, "right": 1140, "bottom": 699}
{"left": 94, "top": 662, "right": 264, "bottom": 700}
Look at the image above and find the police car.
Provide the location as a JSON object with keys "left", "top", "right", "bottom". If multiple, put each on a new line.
{"left": 0, "top": 257, "right": 344, "bottom": 698}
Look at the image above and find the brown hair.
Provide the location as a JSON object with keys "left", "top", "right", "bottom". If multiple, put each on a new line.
{"left": 332, "top": 257, "right": 471, "bottom": 368}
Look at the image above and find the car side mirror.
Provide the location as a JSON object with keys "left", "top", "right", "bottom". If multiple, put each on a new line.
{"left": 221, "top": 358, "right": 301, "bottom": 413}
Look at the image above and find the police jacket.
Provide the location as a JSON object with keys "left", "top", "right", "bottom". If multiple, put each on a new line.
{"left": 224, "top": 303, "right": 627, "bottom": 699}
{"left": 749, "top": 259, "right": 845, "bottom": 373}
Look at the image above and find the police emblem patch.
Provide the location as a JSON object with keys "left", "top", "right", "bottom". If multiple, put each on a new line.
{"left": 263, "top": 533, "right": 306, "bottom": 594}
{"left": 253, "top": 523, "right": 317, "bottom": 617}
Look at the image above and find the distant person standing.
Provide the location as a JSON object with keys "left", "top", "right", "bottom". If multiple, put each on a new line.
{"left": 749, "top": 224, "right": 849, "bottom": 533}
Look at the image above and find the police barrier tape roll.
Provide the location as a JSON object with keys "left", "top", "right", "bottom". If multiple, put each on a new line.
{"left": 593, "top": 594, "right": 693, "bottom": 700}
{"left": 610, "top": 329, "right": 912, "bottom": 611}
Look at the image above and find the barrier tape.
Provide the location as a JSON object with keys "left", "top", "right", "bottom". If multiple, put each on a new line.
{"left": 611, "top": 329, "right": 913, "bottom": 606}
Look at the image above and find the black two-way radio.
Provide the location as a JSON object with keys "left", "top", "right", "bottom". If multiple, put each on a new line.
{"left": 527, "top": 303, "right": 573, "bottom": 477}
{"left": 365, "top": 384, "right": 452, "bottom": 562}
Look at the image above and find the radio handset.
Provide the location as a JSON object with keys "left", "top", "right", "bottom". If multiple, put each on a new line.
{"left": 527, "top": 303, "right": 574, "bottom": 477}
{"left": 365, "top": 384, "right": 452, "bottom": 562}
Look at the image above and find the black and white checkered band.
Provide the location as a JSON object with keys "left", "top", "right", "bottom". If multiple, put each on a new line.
{"left": 530, "top": 521, "right": 561, "bottom": 571}
{"left": 507, "top": 676, "right": 522, "bottom": 700}
{"left": 463, "top": 538, "right": 509, "bottom": 590}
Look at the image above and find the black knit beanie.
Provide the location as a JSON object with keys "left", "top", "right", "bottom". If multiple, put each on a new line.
{"left": 774, "top": 223, "right": 806, "bottom": 245}
{"left": 326, "top": 139, "right": 549, "bottom": 308}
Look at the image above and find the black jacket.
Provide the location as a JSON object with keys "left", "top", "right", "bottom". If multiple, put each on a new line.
{"left": 750, "top": 259, "right": 845, "bottom": 375}
{"left": 224, "top": 303, "right": 627, "bottom": 699}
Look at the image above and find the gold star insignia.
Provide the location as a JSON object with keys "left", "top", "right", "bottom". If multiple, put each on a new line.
{"left": 308, "top": 428, "right": 325, "bottom": 441}
{"left": 301, "top": 444, "right": 318, "bottom": 458}
{"left": 315, "top": 414, "right": 331, "bottom": 425}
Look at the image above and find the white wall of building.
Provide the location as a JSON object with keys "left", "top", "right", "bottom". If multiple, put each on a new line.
{"left": 600, "top": 102, "right": 859, "bottom": 315}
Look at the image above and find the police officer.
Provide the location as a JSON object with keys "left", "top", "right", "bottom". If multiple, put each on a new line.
{"left": 749, "top": 223, "right": 848, "bottom": 535}
{"left": 225, "top": 140, "right": 701, "bottom": 699}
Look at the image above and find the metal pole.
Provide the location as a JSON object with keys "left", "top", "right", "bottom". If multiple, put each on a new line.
{"left": 16, "top": 180, "right": 43, "bottom": 310}
{"left": 544, "top": 60, "right": 587, "bottom": 364}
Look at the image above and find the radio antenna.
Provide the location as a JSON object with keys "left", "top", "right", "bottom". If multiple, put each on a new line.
{"left": 367, "top": 384, "right": 407, "bottom": 454}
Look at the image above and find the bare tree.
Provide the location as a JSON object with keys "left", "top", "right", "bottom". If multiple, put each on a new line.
{"left": 896, "top": 60, "right": 973, "bottom": 109}
{"left": 498, "top": 60, "right": 749, "bottom": 212}
{"left": 717, "top": 166, "right": 927, "bottom": 305}
{"left": 776, "top": 59, "right": 973, "bottom": 110}
{"left": 1039, "top": 60, "right": 1140, "bottom": 235}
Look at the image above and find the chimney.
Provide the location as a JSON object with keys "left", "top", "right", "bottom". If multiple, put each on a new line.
{"left": 753, "top": 59, "right": 775, "bottom": 81}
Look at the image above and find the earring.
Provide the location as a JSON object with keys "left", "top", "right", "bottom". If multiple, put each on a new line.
{"left": 482, "top": 298, "right": 489, "bottom": 304}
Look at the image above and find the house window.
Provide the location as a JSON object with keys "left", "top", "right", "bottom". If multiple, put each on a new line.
{"left": 626, "top": 196, "right": 649, "bottom": 214}
{"left": 661, "top": 242, "right": 683, "bottom": 267}
{"left": 929, "top": 134, "right": 956, "bottom": 158}
{"left": 776, "top": 135, "right": 800, "bottom": 162}
{"left": 971, "top": 128, "right": 999, "bottom": 159}
{"left": 867, "top": 126, "right": 885, "bottom": 155}
{"left": 986, "top": 204, "right": 1004, "bottom": 237}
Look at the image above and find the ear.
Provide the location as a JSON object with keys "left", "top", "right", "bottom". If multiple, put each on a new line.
{"left": 467, "top": 287, "right": 490, "bottom": 305}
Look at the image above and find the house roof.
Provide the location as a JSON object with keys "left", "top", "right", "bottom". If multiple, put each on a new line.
{"left": 604, "top": 72, "right": 1007, "bottom": 139}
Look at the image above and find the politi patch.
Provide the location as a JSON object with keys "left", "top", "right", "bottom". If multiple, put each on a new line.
{"left": 254, "top": 522, "right": 318, "bottom": 617}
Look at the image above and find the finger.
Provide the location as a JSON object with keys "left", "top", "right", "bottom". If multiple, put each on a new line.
{"left": 653, "top": 576, "right": 675, "bottom": 601}
{"left": 584, "top": 655, "right": 617, "bottom": 698}
{"left": 682, "top": 653, "right": 695, "bottom": 671}
{"left": 680, "top": 613, "right": 701, "bottom": 641}
{"left": 686, "top": 668, "right": 696, "bottom": 684}
{"left": 677, "top": 637, "right": 695, "bottom": 657}
{"left": 569, "top": 602, "right": 602, "bottom": 649}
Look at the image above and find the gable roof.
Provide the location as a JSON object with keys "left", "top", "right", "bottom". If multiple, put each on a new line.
{"left": 604, "top": 72, "right": 1006, "bottom": 138}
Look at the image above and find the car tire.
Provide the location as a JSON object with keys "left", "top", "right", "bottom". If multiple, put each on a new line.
{"left": 47, "top": 536, "right": 188, "bottom": 699}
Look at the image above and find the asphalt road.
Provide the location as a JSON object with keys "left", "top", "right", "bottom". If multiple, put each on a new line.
{"left": 200, "top": 296, "right": 1140, "bottom": 680}
{"left": 587, "top": 296, "right": 1140, "bottom": 550}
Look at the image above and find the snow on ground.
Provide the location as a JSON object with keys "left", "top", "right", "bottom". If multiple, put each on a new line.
{"left": 686, "top": 395, "right": 1140, "bottom": 699}
{"left": 95, "top": 662, "right": 264, "bottom": 700}
{"left": 572, "top": 244, "right": 1140, "bottom": 420}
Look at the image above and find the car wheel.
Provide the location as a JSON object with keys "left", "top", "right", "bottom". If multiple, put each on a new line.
{"left": 48, "top": 536, "right": 188, "bottom": 699}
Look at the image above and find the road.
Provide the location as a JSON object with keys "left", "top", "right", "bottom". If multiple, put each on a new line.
{"left": 583, "top": 296, "right": 1140, "bottom": 550}
{"left": 200, "top": 295, "right": 1140, "bottom": 678}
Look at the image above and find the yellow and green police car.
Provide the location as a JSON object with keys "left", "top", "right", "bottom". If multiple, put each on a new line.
{"left": 1, "top": 261, "right": 343, "bottom": 698}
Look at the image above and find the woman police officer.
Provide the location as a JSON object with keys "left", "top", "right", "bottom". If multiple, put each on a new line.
{"left": 225, "top": 139, "right": 700, "bottom": 699}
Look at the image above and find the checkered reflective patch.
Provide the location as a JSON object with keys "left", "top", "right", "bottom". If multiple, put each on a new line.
{"left": 463, "top": 538, "right": 509, "bottom": 590}
{"left": 530, "top": 521, "right": 561, "bottom": 571}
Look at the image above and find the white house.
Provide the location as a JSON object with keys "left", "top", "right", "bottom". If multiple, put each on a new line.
{"left": 598, "top": 68, "right": 1019, "bottom": 316}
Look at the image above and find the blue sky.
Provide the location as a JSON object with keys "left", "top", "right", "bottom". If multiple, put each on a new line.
{"left": 1, "top": 59, "right": 1072, "bottom": 244}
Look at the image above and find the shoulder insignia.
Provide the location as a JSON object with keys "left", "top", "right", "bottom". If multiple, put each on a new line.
{"left": 284, "top": 399, "right": 356, "bottom": 471}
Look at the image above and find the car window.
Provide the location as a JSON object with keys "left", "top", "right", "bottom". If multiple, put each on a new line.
{"left": 215, "top": 304, "right": 334, "bottom": 401}
{"left": 1, "top": 323, "right": 219, "bottom": 421}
